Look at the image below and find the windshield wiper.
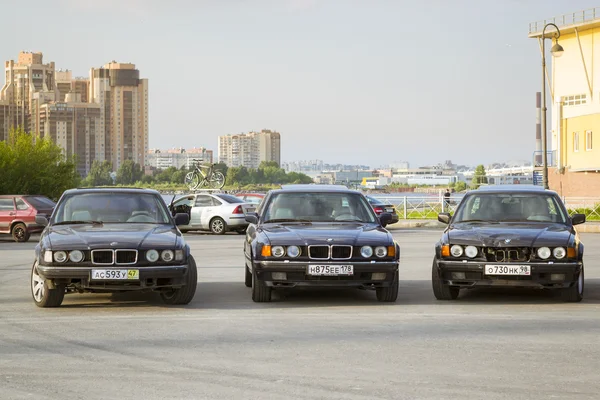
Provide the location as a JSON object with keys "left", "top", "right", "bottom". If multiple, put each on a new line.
{"left": 54, "top": 220, "right": 104, "bottom": 226}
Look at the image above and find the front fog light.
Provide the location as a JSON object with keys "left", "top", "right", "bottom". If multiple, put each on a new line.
{"left": 69, "top": 250, "right": 84, "bottom": 263}
{"left": 451, "top": 272, "right": 466, "bottom": 280}
{"left": 551, "top": 273, "right": 565, "bottom": 281}
{"left": 272, "top": 272, "right": 287, "bottom": 280}
{"left": 54, "top": 251, "right": 67, "bottom": 263}
{"left": 371, "top": 272, "right": 386, "bottom": 280}
{"left": 553, "top": 247, "right": 566, "bottom": 259}
{"left": 450, "top": 245, "right": 463, "bottom": 257}
{"left": 537, "top": 247, "right": 551, "bottom": 260}
{"left": 360, "top": 246, "right": 373, "bottom": 258}
{"left": 146, "top": 249, "right": 159, "bottom": 262}
{"left": 374, "top": 246, "right": 387, "bottom": 258}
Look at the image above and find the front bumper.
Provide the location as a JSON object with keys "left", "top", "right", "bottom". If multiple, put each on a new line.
{"left": 37, "top": 264, "right": 189, "bottom": 291}
{"left": 253, "top": 260, "right": 399, "bottom": 288}
{"left": 436, "top": 259, "right": 582, "bottom": 289}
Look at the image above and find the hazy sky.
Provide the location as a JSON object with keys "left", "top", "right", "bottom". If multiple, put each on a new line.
{"left": 1, "top": 0, "right": 598, "bottom": 168}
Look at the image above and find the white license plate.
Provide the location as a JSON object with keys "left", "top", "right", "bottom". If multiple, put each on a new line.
{"left": 247, "top": 208, "right": 255, "bottom": 213}
{"left": 385, "top": 207, "right": 394, "bottom": 212}
{"left": 485, "top": 265, "right": 531, "bottom": 276}
{"left": 307, "top": 265, "right": 353, "bottom": 276}
{"left": 91, "top": 269, "right": 140, "bottom": 280}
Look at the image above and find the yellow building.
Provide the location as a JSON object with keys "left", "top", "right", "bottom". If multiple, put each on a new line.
{"left": 529, "top": 9, "right": 600, "bottom": 196}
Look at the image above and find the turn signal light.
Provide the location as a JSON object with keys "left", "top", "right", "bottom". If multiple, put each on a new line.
{"left": 567, "top": 247, "right": 577, "bottom": 258}
{"left": 441, "top": 245, "right": 450, "bottom": 257}
{"left": 261, "top": 245, "right": 272, "bottom": 257}
{"left": 387, "top": 246, "right": 395, "bottom": 257}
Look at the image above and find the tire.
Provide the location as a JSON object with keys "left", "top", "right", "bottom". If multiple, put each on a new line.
{"left": 431, "top": 259, "right": 460, "bottom": 300}
{"left": 376, "top": 271, "right": 399, "bottom": 302}
{"left": 252, "top": 267, "right": 271, "bottom": 302}
{"left": 209, "top": 171, "right": 226, "bottom": 189}
{"left": 31, "top": 262, "right": 65, "bottom": 308}
{"left": 209, "top": 217, "right": 227, "bottom": 235}
{"left": 12, "top": 223, "right": 30, "bottom": 243}
{"left": 184, "top": 171, "right": 201, "bottom": 190}
{"left": 245, "top": 265, "right": 252, "bottom": 288}
{"left": 561, "top": 264, "right": 584, "bottom": 302}
{"left": 160, "top": 255, "right": 198, "bottom": 305}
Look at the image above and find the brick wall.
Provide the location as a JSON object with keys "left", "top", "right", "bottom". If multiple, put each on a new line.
{"left": 548, "top": 168, "right": 600, "bottom": 197}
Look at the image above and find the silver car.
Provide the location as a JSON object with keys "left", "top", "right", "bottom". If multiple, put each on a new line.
{"left": 168, "top": 192, "right": 256, "bottom": 234}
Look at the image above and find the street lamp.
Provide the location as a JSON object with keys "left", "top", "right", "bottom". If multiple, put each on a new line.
{"left": 540, "top": 22, "right": 564, "bottom": 189}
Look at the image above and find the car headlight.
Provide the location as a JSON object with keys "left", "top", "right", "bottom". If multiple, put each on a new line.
{"left": 537, "top": 247, "right": 551, "bottom": 260}
{"left": 69, "top": 250, "right": 84, "bottom": 263}
{"left": 43, "top": 250, "right": 53, "bottom": 263}
{"left": 146, "top": 249, "right": 159, "bottom": 262}
{"left": 54, "top": 251, "right": 68, "bottom": 263}
{"left": 175, "top": 250, "right": 184, "bottom": 261}
{"left": 272, "top": 246, "right": 285, "bottom": 257}
{"left": 464, "top": 246, "right": 478, "bottom": 258}
{"left": 287, "top": 245, "right": 300, "bottom": 258}
{"left": 374, "top": 246, "right": 387, "bottom": 258}
{"left": 553, "top": 247, "right": 566, "bottom": 259}
{"left": 161, "top": 250, "right": 174, "bottom": 262}
{"left": 360, "top": 246, "right": 373, "bottom": 258}
{"left": 450, "top": 245, "right": 463, "bottom": 257}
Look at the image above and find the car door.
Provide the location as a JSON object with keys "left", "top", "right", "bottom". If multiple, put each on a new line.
{"left": 0, "top": 197, "right": 16, "bottom": 233}
{"left": 192, "top": 195, "right": 215, "bottom": 229}
{"left": 15, "top": 197, "right": 34, "bottom": 223}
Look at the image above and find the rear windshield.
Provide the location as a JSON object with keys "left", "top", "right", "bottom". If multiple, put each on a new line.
{"left": 23, "top": 196, "right": 56, "bottom": 210}
{"left": 366, "top": 196, "right": 384, "bottom": 205}
{"left": 216, "top": 194, "right": 244, "bottom": 203}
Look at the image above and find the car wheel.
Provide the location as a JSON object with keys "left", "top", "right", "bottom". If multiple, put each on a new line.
{"left": 31, "top": 261, "right": 65, "bottom": 308}
{"left": 209, "top": 217, "right": 227, "bottom": 235}
{"left": 431, "top": 259, "right": 459, "bottom": 300}
{"left": 561, "top": 264, "right": 584, "bottom": 303}
{"left": 160, "top": 255, "right": 198, "bottom": 305}
{"left": 252, "top": 267, "right": 271, "bottom": 302}
{"left": 12, "top": 223, "right": 30, "bottom": 243}
{"left": 375, "top": 271, "right": 399, "bottom": 302}
{"left": 245, "top": 265, "right": 252, "bottom": 288}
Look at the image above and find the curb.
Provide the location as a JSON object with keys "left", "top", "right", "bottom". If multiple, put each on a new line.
{"left": 386, "top": 220, "right": 600, "bottom": 233}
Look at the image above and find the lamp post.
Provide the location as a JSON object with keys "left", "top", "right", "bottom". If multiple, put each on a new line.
{"left": 540, "top": 23, "right": 564, "bottom": 189}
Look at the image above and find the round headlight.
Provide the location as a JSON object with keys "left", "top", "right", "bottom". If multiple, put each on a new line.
{"left": 360, "top": 246, "right": 373, "bottom": 258}
{"left": 450, "top": 245, "right": 463, "bottom": 257}
{"left": 537, "top": 247, "right": 551, "bottom": 260}
{"left": 69, "top": 250, "right": 84, "bottom": 263}
{"left": 272, "top": 246, "right": 285, "bottom": 257}
{"left": 146, "top": 249, "right": 159, "bottom": 262}
{"left": 161, "top": 250, "right": 174, "bottom": 262}
{"left": 287, "top": 245, "right": 300, "bottom": 258}
{"left": 465, "top": 246, "right": 478, "bottom": 258}
{"left": 54, "top": 251, "right": 67, "bottom": 263}
{"left": 374, "top": 246, "right": 387, "bottom": 258}
{"left": 553, "top": 247, "right": 566, "bottom": 259}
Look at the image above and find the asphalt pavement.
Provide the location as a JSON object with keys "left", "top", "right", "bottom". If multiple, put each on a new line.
{"left": 1, "top": 230, "right": 599, "bottom": 400}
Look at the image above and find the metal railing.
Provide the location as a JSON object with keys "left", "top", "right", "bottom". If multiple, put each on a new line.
{"left": 529, "top": 8, "right": 600, "bottom": 34}
{"left": 532, "top": 150, "right": 557, "bottom": 168}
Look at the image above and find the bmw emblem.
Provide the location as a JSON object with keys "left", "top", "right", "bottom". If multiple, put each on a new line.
{"left": 327, "top": 238, "right": 334, "bottom": 242}
{"left": 110, "top": 242, "right": 118, "bottom": 246}
{"left": 504, "top": 239, "right": 511, "bottom": 244}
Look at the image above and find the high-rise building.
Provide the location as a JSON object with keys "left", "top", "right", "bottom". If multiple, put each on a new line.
{"left": 89, "top": 62, "right": 149, "bottom": 171}
{"left": 146, "top": 147, "right": 214, "bottom": 170}
{"left": 0, "top": 99, "right": 17, "bottom": 141}
{"left": 218, "top": 129, "right": 281, "bottom": 169}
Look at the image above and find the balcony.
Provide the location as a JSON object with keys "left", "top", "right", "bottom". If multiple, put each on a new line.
{"left": 532, "top": 150, "right": 557, "bottom": 168}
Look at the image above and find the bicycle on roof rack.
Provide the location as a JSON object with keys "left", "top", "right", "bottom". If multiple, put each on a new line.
{"left": 184, "top": 159, "right": 226, "bottom": 190}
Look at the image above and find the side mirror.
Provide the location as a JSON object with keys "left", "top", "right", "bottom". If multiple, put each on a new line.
{"left": 245, "top": 213, "right": 259, "bottom": 224}
{"left": 571, "top": 213, "right": 586, "bottom": 226}
{"left": 438, "top": 213, "right": 451, "bottom": 224}
{"left": 379, "top": 212, "right": 393, "bottom": 227}
{"left": 174, "top": 213, "right": 190, "bottom": 226}
{"left": 35, "top": 215, "right": 48, "bottom": 226}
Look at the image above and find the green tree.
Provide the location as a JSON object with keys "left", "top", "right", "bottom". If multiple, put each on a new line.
{"left": 258, "top": 161, "right": 279, "bottom": 169}
{"left": 286, "top": 172, "right": 313, "bottom": 184}
{"left": 82, "top": 160, "right": 113, "bottom": 187}
{"left": 213, "top": 162, "right": 228, "bottom": 177}
{"left": 0, "top": 127, "right": 80, "bottom": 199}
{"left": 140, "top": 174, "right": 154, "bottom": 184}
{"left": 154, "top": 166, "right": 178, "bottom": 183}
{"left": 471, "top": 165, "right": 488, "bottom": 189}
{"left": 455, "top": 181, "right": 467, "bottom": 192}
{"left": 116, "top": 160, "right": 143, "bottom": 185}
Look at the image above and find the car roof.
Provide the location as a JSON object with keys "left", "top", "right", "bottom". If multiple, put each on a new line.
{"left": 472, "top": 184, "right": 557, "bottom": 195}
{"left": 64, "top": 187, "right": 162, "bottom": 195}
{"left": 277, "top": 184, "right": 356, "bottom": 193}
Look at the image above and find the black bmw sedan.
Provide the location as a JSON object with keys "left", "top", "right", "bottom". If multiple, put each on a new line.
{"left": 243, "top": 185, "right": 400, "bottom": 302}
{"left": 433, "top": 185, "right": 586, "bottom": 302}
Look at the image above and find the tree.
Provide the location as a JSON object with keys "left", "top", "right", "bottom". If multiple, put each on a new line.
{"left": 259, "top": 161, "right": 279, "bottom": 169}
{"left": 116, "top": 160, "right": 143, "bottom": 185}
{"left": 471, "top": 165, "right": 488, "bottom": 189}
{"left": 455, "top": 181, "right": 467, "bottom": 192}
{"left": 0, "top": 127, "right": 80, "bottom": 199}
{"left": 213, "top": 162, "right": 228, "bottom": 177}
{"left": 83, "top": 160, "right": 113, "bottom": 187}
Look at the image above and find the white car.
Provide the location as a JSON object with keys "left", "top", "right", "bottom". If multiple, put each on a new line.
{"left": 168, "top": 192, "right": 256, "bottom": 234}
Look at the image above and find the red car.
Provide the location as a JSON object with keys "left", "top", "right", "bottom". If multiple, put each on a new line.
{"left": 0, "top": 195, "right": 55, "bottom": 242}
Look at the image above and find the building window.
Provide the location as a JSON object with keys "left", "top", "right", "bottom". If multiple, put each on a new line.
{"left": 586, "top": 130, "right": 593, "bottom": 151}
{"left": 573, "top": 132, "right": 580, "bottom": 152}
{"left": 562, "top": 94, "right": 587, "bottom": 106}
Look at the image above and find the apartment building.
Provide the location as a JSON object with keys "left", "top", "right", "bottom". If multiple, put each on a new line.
{"left": 0, "top": 99, "right": 16, "bottom": 141}
{"left": 146, "top": 147, "right": 214, "bottom": 170}
{"left": 529, "top": 9, "right": 600, "bottom": 195}
{"left": 218, "top": 129, "right": 280, "bottom": 169}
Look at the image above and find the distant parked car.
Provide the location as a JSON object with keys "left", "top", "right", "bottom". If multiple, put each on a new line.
{"left": 235, "top": 193, "right": 265, "bottom": 205}
{"left": 168, "top": 192, "right": 256, "bottom": 234}
{"left": 0, "top": 195, "right": 56, "bottom": 242}
{"left": 365, "top": 195, "right": 399, "bottom": 224}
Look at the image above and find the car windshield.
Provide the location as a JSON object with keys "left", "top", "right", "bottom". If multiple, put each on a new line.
{"left": 263, "top": 192, "right": 377, "bottom": 223}
{"left": 53, "top": 192, "right": 171, "bottom": 224}
{"left": 216, "top": 194, "right": 244, "bottom": 203}
{"left": 453, "top": 193, "right": 568, "bottom": 224}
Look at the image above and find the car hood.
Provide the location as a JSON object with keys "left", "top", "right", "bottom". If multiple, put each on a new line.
{"left": 448, "top": 223, "right": 573, "bottom": 247}
{"left": 261, "top": 223, "right": 392, "bottom": 246}
{"left": 46, "top": 224, "right": 180, "bottom": 249}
